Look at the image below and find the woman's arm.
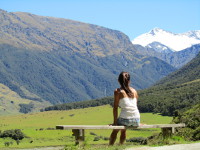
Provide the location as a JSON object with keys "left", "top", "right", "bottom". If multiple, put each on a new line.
{"left": 113, "top": 89, "right": 120, "bottom": 125}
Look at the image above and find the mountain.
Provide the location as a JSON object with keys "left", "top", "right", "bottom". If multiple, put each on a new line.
{"left": 132, "top": 28, "right": 200, "bottom": 68}
{"left": 0, "top": 8, "right": 131, "bottom": 56}
{"left": 132, "top": 27, "right": 200, "bottom": 52}
{"left": 134, "top": 44, "right": 200, "bottom": 68}
{"left": 155, "top": 51, "right": 200, "bottom": 86}
{"left": 0, "top": 9, "right": 176, "bottom": 106}
{"left": 138, "top": 52, "right": 200, "bottom": 115}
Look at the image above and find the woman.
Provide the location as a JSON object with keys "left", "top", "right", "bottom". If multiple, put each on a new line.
{"left": 109, "top": 71, "right": 140, "bottom": 145}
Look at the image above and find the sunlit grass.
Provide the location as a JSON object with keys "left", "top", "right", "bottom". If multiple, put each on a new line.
{"left": 0, "top": 105, "right": 172, "bottom": 148}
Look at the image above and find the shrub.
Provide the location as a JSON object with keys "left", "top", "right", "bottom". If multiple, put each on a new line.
{"left": 126, "top": 137, "right": 147, "bottom": 145}
{"left": 93, "top": 136, "right": 101, "bottom": 141}
{"left": 0, "top": 129, "right": 25, "bottom": 140}
{"left": 173, "top": 104, "right": 200, "bottom": 141}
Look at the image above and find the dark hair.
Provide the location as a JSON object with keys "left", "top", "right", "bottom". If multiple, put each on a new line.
{"left": 118, "top": 71, "right": 134, "bottom": 98}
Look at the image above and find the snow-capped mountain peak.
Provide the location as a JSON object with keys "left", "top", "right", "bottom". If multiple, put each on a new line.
{"left": 132, "top": 28, "right": 200, "bottom": 52}
{"left": 149, "top": 27, "right": 169, "bottom": 35}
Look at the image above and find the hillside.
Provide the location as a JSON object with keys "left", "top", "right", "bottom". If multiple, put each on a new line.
{"left": 0, "top": 8, "right": 131, "bottom": 56}
{"left": 133, "top": 44, "right": 200, "bottom": 68}
{"left": 138, "top": 52, "right": 200, "bottom": 115}
{"left": 0, "top": 83, "right": 50, "bottom": 115}
{"left": 0, "top": 9, "right": 176, "bottom": 106}
{"left": 155, "top": 52, "right": 200, "bottom": 86}
{"left": 44, "top": 52, "right": 200, "bottom": 116}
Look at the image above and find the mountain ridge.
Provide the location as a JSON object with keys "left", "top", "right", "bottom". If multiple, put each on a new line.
{"left": 0, "top": 9, "right": 131, "bottom": 56}
{"left": 134, "top": 44, "right": 200, "bottom": 68}
{"left": 132, "top": 28, "right": 200, "bottom": 52}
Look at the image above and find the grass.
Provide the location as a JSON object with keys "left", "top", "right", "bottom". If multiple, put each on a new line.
{"left": 0, "top": 105, "right": 172, "bottom": 149}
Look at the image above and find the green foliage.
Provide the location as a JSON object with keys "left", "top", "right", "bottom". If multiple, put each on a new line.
{"left": 172, "top": 104, "right": 200, "bottom": 141}
{"left": 138, "top": 80, "right": 200, "bottom": 116}
{"left": 0, "top": 129, "right": 25, "bottom": 140}
{"left": 43, "top": 96, "right": 113, "bottom": 111}
{"left": 138, "top": 52, "right": 200, "bottom": 116}
{"left": 126, "top": 137, "right": 147, "bottom": 145}
{"left": 4, "top": 141, "right": 13, "bottom": 147}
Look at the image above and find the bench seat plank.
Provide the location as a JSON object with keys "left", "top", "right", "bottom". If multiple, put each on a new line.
{"left": 56, "top": 124, "right": 185, "bottom": 130}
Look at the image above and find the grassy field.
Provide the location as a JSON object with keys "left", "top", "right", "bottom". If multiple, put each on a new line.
{"left": 0, "top": 105, "right": 172, "bottom": 149}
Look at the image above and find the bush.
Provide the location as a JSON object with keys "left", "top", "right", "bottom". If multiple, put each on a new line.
{"left": 103, "top": 137, "right": 109, "bottom": 141}
{"left": 126, "top": 137, "right": 147, "bottom": 145}
{"left": 93, "top": 136, "right": 101, "bottom": 141}
{"left": 4, "top": 141, "right": 13, "bottom": 147}
{"left": 0, "top": 129, "right": 25, "bottom": 140}
{"left": 173, "top": 104, "right": 200, "bottom": 141}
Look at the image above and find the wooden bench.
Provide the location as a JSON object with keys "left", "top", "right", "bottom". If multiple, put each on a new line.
{"left": 56, "top": 124, "right": 185, "bottom": 145}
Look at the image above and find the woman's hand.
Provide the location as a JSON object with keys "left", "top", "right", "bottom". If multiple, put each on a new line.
{"left": 109, "top": 123, "right": 117, "bottom": 126}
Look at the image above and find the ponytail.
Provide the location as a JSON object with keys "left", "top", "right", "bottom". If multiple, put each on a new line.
{"left": 118, "top": 72, "right": 136, "bottom": 98}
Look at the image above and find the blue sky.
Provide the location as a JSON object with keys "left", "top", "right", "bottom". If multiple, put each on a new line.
{"left": 0, "top": 0, "right": 199, "bottom": 40}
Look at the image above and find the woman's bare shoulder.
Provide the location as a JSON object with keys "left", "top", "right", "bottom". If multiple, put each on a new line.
{"left": 114, "top": 88, "right": 125, "bottom": 96}
{"left": 130, "top": 87, "right": 137, "bottom": 92}
{"left": 114, "top": 88, "right": 120, "bottom": 94}
{"left": 130, "top": 87, "right": 138, "bottom": 95}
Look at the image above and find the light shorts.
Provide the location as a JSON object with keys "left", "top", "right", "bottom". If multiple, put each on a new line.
{"left": 117, "top": 117, "right": 140, "bottom": 127}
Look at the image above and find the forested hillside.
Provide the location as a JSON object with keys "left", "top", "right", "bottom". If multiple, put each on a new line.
{"left": 44, "top": 52, "right": 200, "bottom": 117}
{"left": 137, "top": 52, "right": 200, "bottom": 115}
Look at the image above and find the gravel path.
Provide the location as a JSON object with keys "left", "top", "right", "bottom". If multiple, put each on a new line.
{"left": 126, "top": 142, "right": 200, "bottom": 150}
{"left": 3, "top": 146, "right": 65, "bottom": 150}
{"left": 3, "top": 142, "right": 200, "bottom": 150}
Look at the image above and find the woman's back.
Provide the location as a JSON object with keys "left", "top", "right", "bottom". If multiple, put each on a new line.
{"left": 118, "top": 89, "right": 140, "bottom": 119}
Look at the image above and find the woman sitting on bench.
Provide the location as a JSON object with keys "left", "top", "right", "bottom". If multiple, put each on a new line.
{"left": 109, "top": 71, "right": 140, "bottom": 145}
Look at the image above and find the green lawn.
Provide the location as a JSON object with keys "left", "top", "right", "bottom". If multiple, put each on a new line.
{"left": 0, "top": 105, "right": 172, "bottom": 149}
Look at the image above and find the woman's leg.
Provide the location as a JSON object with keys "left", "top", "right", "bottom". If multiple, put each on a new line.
{"left": 109, "top": 129, "right": 119, "bottom": 145}
{"left": 120, "top": 129, "right": 126, "bottom": 145}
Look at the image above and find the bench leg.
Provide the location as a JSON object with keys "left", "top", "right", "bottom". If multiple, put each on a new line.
{"left": 72, "top": 129, "right": 85, "bottom": 145}
{"left": 162, "top": 127, "right": 172, "bottom": 139}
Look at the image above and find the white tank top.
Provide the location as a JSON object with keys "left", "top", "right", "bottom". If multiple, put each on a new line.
{"left": 119, "top": 97, "right": 140, "bottom": 119}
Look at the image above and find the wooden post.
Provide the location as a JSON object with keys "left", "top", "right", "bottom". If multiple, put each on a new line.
{"left": 72, "top": 129, "right": 85, "bottom": 145}
{"left": 162, "top": 127, "right": 172, "bottom": 139}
